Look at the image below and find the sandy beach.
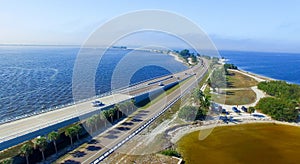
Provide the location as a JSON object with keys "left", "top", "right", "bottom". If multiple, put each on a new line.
{"left": 236, "top": 69, "right": 276, "bottom": 81}
{"left": 168, "top": 52, "right": 186, "bottom": 64}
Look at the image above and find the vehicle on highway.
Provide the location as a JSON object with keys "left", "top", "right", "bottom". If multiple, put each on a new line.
{"left": 158, "top": 82, "right": 164, "bottom": 86}
{"left": 92, "top": 100, "right": 104, "bottom": 107}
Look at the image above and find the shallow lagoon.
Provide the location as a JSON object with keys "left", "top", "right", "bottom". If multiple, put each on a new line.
{"left": 177, "top": 123, "right": 300, "bottom": 164}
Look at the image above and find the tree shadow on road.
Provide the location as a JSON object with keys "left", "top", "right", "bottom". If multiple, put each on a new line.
{"left": 121, "top": 121, "right": 134, "bottom": 126}
{"left": 86, "top": 145, "right": 101, "bottom": 151}
{"left": 117, "top": 126, "right": 131, "bottom": 131}
{"left": 71, "top": 151, "right": 86, "bottom": 158}
{"left": 62, "top": 160, "right": 81, "bottom": 164}
{"left": 104, "top": 134, "right": 118, "bottom": 139}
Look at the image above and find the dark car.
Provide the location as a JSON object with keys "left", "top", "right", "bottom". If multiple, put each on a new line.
{"left": 241, "top": 106, "right": 247, "bottom": 112}
{"left": 232, "top": 107, "right": 241, "bottom": 113}
{"left": 221, "top": 109, "right": 227, "bottom": 114}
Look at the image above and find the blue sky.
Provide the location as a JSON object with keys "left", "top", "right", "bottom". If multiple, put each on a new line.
{"left": 1, "top": 0, "right": 300, "bottom": 52}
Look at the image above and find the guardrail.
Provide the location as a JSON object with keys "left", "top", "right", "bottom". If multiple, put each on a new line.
{"left": 0, "top": 73, "right": 179, "bottom": 125}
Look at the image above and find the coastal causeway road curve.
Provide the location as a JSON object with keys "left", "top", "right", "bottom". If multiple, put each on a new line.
{"left": 0, "top": 59, "right": 208, "bottom": 151}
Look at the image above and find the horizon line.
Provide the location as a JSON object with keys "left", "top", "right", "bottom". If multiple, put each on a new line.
{"left": 0, "top": 43, "right": 300, "bottom": 54}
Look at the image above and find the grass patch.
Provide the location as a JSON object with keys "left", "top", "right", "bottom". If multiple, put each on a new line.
{"left": 212, "top": 89, "right": 256, "bottom": 105}
{"left": 227, "top": 70, "right": 258, "bottom": 88}
{"left": 0, "top": 142, "right": 25, "bottom": 160}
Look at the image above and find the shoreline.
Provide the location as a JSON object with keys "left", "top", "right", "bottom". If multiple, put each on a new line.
{"left": 168, "top": 52, "right": 186, "bottom": 65}
{"left": 168, "top": 68, "right": 299, "bottom": 144}
{"left": 237, "top": 69, "right": 276, "bottom": 81}
{"left": 169, "top": 119, "right": 300, "bottom": 144}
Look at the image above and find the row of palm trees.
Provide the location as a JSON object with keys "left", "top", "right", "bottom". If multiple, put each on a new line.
{"left": 17, "top": 99, "right": 136, "bottom": 164}
{"left": 19, "top": 124, "right": 82, "bottom": 164}
{"left": 85, "top": 100, "right": 136, "bottom": 134}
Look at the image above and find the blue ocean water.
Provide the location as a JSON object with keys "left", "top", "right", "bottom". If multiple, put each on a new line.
{"left": 220, "top": 50, "right": 300, "bottom": 84}
{"left": 0, "top": 46, "right": 187, "bottom": 121}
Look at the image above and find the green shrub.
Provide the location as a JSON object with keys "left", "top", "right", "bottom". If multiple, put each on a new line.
{"left": 160, "top": 149, "right": 181, "bottom": 158}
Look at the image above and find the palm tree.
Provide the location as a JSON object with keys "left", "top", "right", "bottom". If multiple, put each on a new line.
{"left": 130, "top": 99, "right": 136, "bottom": 112}
{"left": 86, "top": 117, "right": 95, "bottom": 133}
{"left": 108, "top": 109, "right": 114, "bottom": 123}
{"left": 113, "top": 106, "right": 120, "bottom": 120}
{"left": 100, "top": 112, "right": 107, "bottom": 127}
{"left": 103, "top": 110, "right": 110, "bottom": 121}
{"left": 115, "top": 104, "right": 123, "bottom": 118}
{"left": 65, "top": 127, "right": 76, "bottom": 146}
{"left": 20, "top": 143, "right": 33, "bottom": 164}
{"left": 47, "top": 131, "right": 59, "bottom": 155}
{"left": 123, "top": 101, "right": 130, "bottom": 116}
{"left": 92, "top": 114, "right": 99, "bottom": 130}
{"left": 73, "top": 125, "right": 82, "bottom": 141}
{"left": 34, "top": 136, "right": 47, "bottom": 162}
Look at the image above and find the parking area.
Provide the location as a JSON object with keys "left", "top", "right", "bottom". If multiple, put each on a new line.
{"left": 211, "top": 103, "right": 271, "bottom": 122}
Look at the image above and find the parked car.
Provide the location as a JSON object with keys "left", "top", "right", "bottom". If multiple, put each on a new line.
{"left": 221, "top": 109, "right": 227, "bottom": 114}
{"left": 241, "top": 106, "right": 247, "bottom": 112}
{"left": 232, "top": 107, "right": 241, "bottom": 113}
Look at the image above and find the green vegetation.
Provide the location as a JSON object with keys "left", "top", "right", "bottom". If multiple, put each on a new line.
{"left": 178, "top": 88, "right": 209, "bottom": 121}
{"left": 224, "top": 63, "right": 237, "bottom": 75}
{"left": 192, "top": 88, "right": 210, "bottom": 108}
{"left": 208, "top": 67, "right": 226, "bottom": 90}
{"left": 33, "top": 136, "right": 47, "bottom": 162}
{"left": 178, "top": 106, "right": 198, "bottom": 121}
{"left": 248, "top": 106, "right": 255, "bottom": 114}
{"left": 177, "top": 123, "right": 300, "bottom": 164}
{"left": 207, "top": 67, "right": 258, "bottom": 105}
{"left": 256, "top": 97, "right": 298, "bottom": 122}
{"left": 226, "top": 70, "right": 258, "bottom": 88}
{"left": 178, "top": 49, "right": 197, "bottom": 65}
{"left": 209, "top": 64, "right": 256, "bottom": 88}
{"left": 47, "top": 131, "right": 59, "bottom": 155}
{"left": 212, "top": 89, "right": 256, "bottom": 105}
{"left": 258, "top": 81, "right": 300, "bottom": 101}
{"left": 65, "top": 127, "right": 77, "bottom": 146}
{"left": 160, "top": 149, "right": 181, "bottom": 158}
{"left": 0, "top": 158, "right": 13, "bottom": 164}
{"left": 19, "top": 143, "right": 33, "bottom": 164}
{"left": 256, "top": 81, "right": 300, "bottom": 121}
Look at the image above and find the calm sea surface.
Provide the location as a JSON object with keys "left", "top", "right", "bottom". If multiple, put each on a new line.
{"left": 1, "top": 48, "right": 299, "bottom": 122}
{"left": 0, "top": 46, "right": 187, "bottom": 121}
{"left": 220, "top": 50, "right": 300, "bottom": 84}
